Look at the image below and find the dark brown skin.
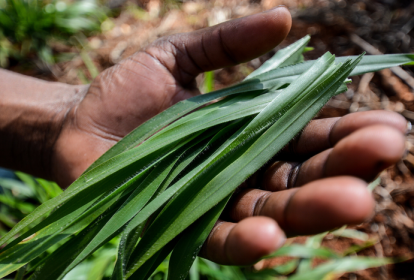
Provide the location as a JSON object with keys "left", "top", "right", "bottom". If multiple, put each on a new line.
{"left": 0, "top": 7, "right": 408, "bottom": 266}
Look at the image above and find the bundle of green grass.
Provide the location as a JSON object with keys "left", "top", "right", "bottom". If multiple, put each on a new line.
{"left": 1, "top": 36, "right": 413, "bottom": 280}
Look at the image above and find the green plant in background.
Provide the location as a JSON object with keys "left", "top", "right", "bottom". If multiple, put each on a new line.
{"left": 0, "top": 0, "right": 107, "bottom": 66}
{"left": 0, "top": 31, "right": 14, "bottom": 67}
{"left": 30, "top": 227, "right": 388, "bottom": 280}
{"left": 203, "top": 71, "right": 214, "bottom": 93}
{"left": 0, "top": 171, "right": 61, "bottom": 236}
{"left": 244, "top": 228, "right": 388, "bottom": 280}
{"left": 0, "top": 175, "right": 386, "bottom": 280}
{"left": 73, "top": 33, "right": 100, "bottom": 82}
{"left": 161, "top": 0, "right": 181, "bottom": 15}
{"left": 0, "top": 36, "right": 413, "bottom": 280}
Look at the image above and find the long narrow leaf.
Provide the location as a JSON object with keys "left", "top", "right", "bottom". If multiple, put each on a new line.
{"left": 287, "top": 257, "right": 392, "bottom": 280}
{"left": 263, "top": 244, "right": 339, "bottom": 260}
{"left": 246, "top": 35, "right": 310, "bottom": 79}
{"left": 253, "top": 54, "right": 414, "bottom": 90}
{"left": 167, "top": 195, "right": 231, "bottom": 280}
{"left": 130, "top": 239, "right": 177, "bottom": 280}
{"left": 28, "top": 198, "right": 130, "bottom": 280}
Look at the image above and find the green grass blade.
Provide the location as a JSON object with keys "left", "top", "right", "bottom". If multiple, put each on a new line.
{"left": 197, "top": 259, "right": 232, "bottom": 280}
{"left": 85, "top": 249, "right": 116, "bottom": 280}
{"left": 189, "top": 258, "right": 200, "bottom": 280}
{"left": 204, "top": 71, "right": 214, "bottom": 93}
{"left": 252, "top": 54, "right": 414, "bottom": 89}
{"left": 167, "top": 195, "right": 231, "bottom": 280}
{"left": 28, "top": 198, "right": 128, "bottom": 280}
{"left": 14, "top": 172, "right": 38, "bottom": 193}
{"left": 244, "top": 260, "right": 299, "bottom": 278}
{"left": 246, "top": 35, "right": 310, "bottom": 79}
{"left": 14, "top": 266, "right": 25, "bottom": 280}
{"left": 111, "top": 223, "right": 144, "bottom": 280}
{"left": 242, "top": 53, "right": 337, "bottom": 133}
{"left": 343, "top": 240, "right": 377, "bottom": 256}
{"left": 368, "top": 177, "right": 381, "bottom": 192}
{"left": 305, "top": 232, "right": 328, "bottom": 248}
{"left": 331, "top": 227, "right": 369, "bottom": 241}
{"left": 344, "top": 54, "right": 414, "bottom": 75}
{"left": 297, "top": 232, "right": 328, "bottom": 273}
{"left": 287, "top": 257, "right": 392, "bottom": 280}
{"left": 129, "top": 239, "right": 177, "bottom": 280}
{"left": 0, "top": 178, "right": 34, "bottom": 198}
{"left": 173, "top": 93, "right": 257, "bottom": 125}
{"left": 0, "top": 212, "right": 17, "bottom": 228}
{"left": 35, "top": 179, "right": 62, "bottom": 199}
{"left": 263, "top": 244, "right": 339, "bottom": 259}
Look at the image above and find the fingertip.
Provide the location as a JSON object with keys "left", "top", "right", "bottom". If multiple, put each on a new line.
{"left": 327, "top": 124, "right": 405, "bottom": 181}
{"left": 223, "top": 6, "right": 292, "bottom": 63}
{"left": 374, "top": 125, "right": 406, "bottom": 162}
{"left": 151, "top": 7, "right": 293, "bottom": 82}
{"left": 286, "top": 177, "right": 374, "bottom": 235}
{"left": 383, "top": 111, "right": 408, "bottom": 134}
{"left": 265, "top": 6, "right": 292, "bottom": 39}
{"left": 331, "top": 110, "right": 408, "bottom": 145}
{"left": 328, "top": 177, "right": 375, "bottom": 223}
{"left": 225, "top": 217, "right": 285, "bottom": 265}
{"left": 345, "top": 178, "right": 375, "bottom": 222}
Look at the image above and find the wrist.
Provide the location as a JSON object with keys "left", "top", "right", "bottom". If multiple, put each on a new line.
{"left": 0, "top": 69, "right": 88, "bottom": 180}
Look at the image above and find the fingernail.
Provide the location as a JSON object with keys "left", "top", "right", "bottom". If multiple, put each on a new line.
{"left": 406, "top": 121, "right": 412, "bottom": 135}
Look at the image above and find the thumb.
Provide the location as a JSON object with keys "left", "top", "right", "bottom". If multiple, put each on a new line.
{"left": 143, "top": 6, "right": 292, "bottom": 86}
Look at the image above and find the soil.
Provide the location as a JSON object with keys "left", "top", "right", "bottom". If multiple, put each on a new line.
{"left": 6, "top": 0, "right": 414, "bottom": 279}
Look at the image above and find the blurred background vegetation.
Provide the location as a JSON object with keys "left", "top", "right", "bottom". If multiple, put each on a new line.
{"left": 1, "top": 0, "right": 414, "bottom": 279}
{"left": 0, "top": 0, "right": 107, "bottom": 68}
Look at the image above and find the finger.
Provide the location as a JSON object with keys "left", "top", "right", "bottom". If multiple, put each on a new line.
{"left": 199, "top": 217, "right": 285, "bottom": 265}
{"left": 280, "top": 110, "right": 408, "bottom": 159}
{"left": 226, "top": 176, "right": 374, "bottom": 236}
{"left": 264, "top": 124, "right": 405, "bottom": 191}
{"left": 144, "top": 6, "right": 292, "bottom": 85}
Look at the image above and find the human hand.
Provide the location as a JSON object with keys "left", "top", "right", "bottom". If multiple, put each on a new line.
{"left": 51, "top": 6, "right": 292, "bottom": 186}
{"left": 49, "top": 7, "right": 408, "bottom": 266}
{"left": 200, "top": 110, "right": 407, "bottom": 265}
